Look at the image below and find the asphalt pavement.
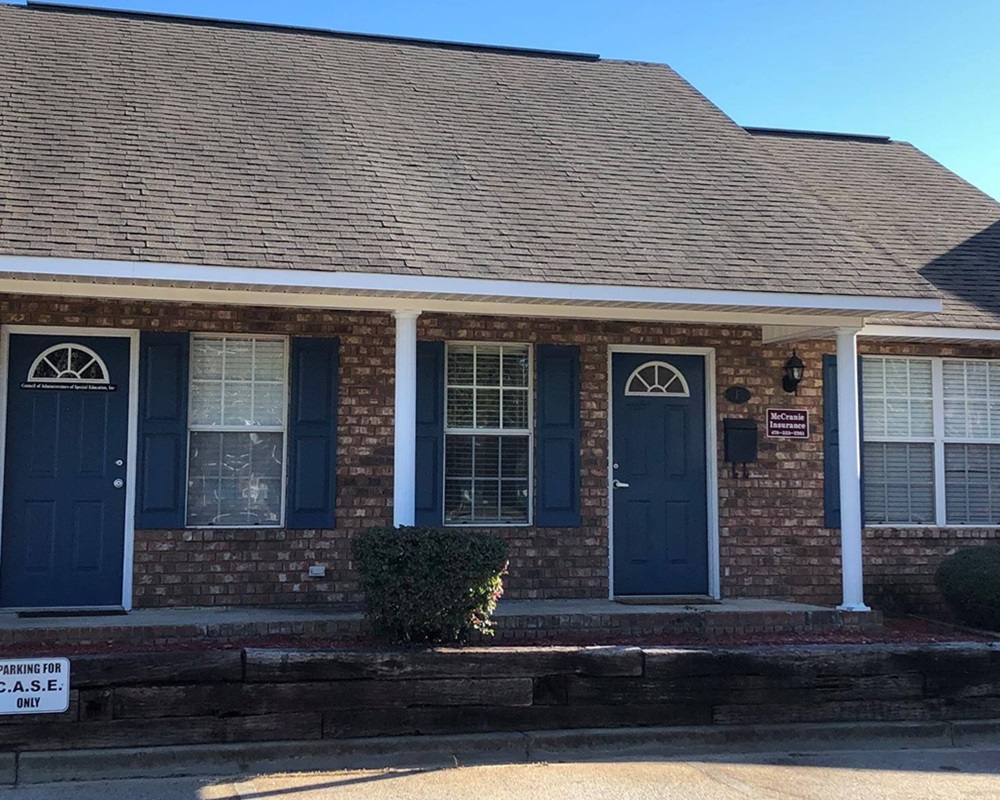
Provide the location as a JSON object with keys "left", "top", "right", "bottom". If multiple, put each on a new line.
{"left": 2, "top": 746, "right": 1000, "bottom": 799}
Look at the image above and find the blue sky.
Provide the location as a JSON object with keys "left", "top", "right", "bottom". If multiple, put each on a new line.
{"left": 48, "top": 0, "right": 1000, "bottom": 200}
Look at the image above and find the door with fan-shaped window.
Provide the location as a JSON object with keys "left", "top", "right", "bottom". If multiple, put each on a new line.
{"left": 611, "top": 352, "right": 708, "bottom": 595}
{"left": 1, "top": 334, "right": 130, "bottom": 608}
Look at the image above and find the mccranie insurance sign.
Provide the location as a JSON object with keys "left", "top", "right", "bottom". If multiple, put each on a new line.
{"left": 766, "top": 408, "right": 810, "bottom": 440}
{"left": 0, "top": 658, "right": 70, "bottom": 714}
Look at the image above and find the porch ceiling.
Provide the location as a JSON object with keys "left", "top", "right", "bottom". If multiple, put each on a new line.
{"left": 760, "top": 324, "right": 842, "bottom": 344}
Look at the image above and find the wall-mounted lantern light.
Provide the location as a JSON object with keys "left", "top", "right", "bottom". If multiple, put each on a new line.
{"left": 782, "top": 350, "right": 805, "bottom": 394}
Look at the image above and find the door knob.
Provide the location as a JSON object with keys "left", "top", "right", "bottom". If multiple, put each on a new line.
{"left": 113, "top": 478, "right": 124, "bottom": 489}
{"left": 613, "top": 479, "right": 630, "bottom": 489}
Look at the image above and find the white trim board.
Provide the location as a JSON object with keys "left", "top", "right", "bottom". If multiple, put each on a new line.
{"left": 0, "top": 255, "right": 941, "bottom": 316}
{"left": 0, "top": 325, "right": 140, "bottom": 612}
{"left": 764, "top": 323, "right": 1000, "bottom": 346}
{"left": 606, "top": 345, "right": 721, "bottom": 600}
{"left": 862, "top": 325, "right": 1000, "bottom": 342}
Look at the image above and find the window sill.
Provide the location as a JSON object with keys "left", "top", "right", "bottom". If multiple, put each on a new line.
{"left": 185, "top": 524, "right": 285, "bottom": 530}
{"left": 865, "top": 523, "right": 1000, "bottom": 530}
{"left": 444, "top": 522, "right": 532, "bottom": 529}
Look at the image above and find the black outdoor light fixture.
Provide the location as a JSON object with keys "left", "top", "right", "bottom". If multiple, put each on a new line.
{"left": 782, "top": 350, "right": 805, "bottom": 394}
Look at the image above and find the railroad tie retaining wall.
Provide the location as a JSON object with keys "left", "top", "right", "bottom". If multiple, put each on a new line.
{"left": 0, "top": 643, "right": 997, "bottom": 758}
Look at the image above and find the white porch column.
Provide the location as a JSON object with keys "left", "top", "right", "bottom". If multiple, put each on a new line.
{"left": 836, "top": 327, "right": 870, "bottom": 611}
{"left": 392, "top": 310, "right": 421, "bottom": 527}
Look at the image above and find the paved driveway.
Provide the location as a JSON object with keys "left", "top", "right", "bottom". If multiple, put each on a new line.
{"left": 3, "top": 747, "right": 1000, "bottom": 799}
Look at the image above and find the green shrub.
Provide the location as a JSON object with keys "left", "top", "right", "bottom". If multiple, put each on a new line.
{"left": 354, "top": 526, "right": 509, "bottom": 644}
{"left": 935, "top": 546, "right": 1000, "bottom": 630}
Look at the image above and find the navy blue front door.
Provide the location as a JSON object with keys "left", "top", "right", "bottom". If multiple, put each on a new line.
{"left": 612, "top": 353, "right": 709, "bottom": 595}
{"left": 1, "top": 334, "right": 130, "bottom": 608}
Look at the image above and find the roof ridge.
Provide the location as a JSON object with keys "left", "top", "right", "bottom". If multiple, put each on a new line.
{"left": 22, "top": 1, "right": 602, "bottom": 61}
{"left": 745, "top": 126, "right": 891, "bottom": 144}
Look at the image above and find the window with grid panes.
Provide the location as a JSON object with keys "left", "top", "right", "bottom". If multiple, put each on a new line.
{"left": 444, "top": 344, "right": 531, "bottom": 525}
{"left": 861, "top": 357, "right": 935, "bottom": 524}
{"left": 862, "top": 356, "right": 1000, "bottom": 526}
{"left": 187, "top": 336, "right": 287, "bottom": 527}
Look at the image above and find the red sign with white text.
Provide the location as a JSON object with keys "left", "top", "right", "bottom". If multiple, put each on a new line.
{"left": 766, "top": 408, "right": 809, "bottom": 440}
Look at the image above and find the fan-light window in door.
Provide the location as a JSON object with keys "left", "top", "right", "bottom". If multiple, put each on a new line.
{"left": 624, "top": 361, "right": 690, "bottom": 397}
{"left": 27, "top": 343, "right": 110, "bottom": 384}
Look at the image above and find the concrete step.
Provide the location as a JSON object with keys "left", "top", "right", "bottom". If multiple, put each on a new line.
{"left": 0, "top": 601, "right": 882, "bottom": 649}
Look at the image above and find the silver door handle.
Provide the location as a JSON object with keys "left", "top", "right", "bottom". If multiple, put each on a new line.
{"left": 613, "top": 479, "right": 630, "bottom": 489}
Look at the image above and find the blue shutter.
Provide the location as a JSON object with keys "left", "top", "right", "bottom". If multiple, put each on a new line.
{"left": 286, "top": 337, "right": 339, "bottom": 530}
{"left": 536, "top": 344, "right": 581, "bottom": 528}
{"left": 136, "top": 332, "right": 189, "bottom": 529}
{"left": 415, "top": 341, "right": 445, "bottom": 526}
{"left": 824, "top": 354, "right": 865, "bottom": 529}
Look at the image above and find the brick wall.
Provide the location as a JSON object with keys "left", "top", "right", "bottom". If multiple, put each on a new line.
{"left": 1, "top": 295, "right": 395, "bottom": 608}
{"left": 1, "top": 293, "right": 997, "bottom": 612}
{"left": 419, "top": 315, "right": 839, "bottom": 605}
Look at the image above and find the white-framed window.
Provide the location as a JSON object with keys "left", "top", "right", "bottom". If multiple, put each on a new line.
{"left": 942, "top": 359, "right": 1000, "bottom": 524}
{"left": 186, "top": 335, "right": 288, "bottom": 527}
{"left": 863, "top": 355, "right": 1000, "bottom": 526}
{"left": 444, "top": 343, "right": 531, "bottom": 526}
{"left": 861, "top": 357, "right": 935, "bottom": 524}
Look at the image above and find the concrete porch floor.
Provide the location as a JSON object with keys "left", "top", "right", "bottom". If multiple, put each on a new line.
{"left": 0, "top": 598, "right": 881, "bottom": 649}
{"left": 493, "top": 598, "right": 831, "bottom": 616}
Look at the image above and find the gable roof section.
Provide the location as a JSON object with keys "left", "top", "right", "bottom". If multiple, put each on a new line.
{"left": 748, "top": 128, "right": 1000, "bottom": 329}
{"left": 0, "top": 3, "right": 938, "bottom": 310}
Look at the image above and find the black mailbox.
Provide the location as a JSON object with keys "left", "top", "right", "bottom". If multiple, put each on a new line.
{"left": 723, "top": 418, "right": 758, "bottom": 465}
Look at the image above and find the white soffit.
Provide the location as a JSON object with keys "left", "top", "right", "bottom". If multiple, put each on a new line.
{"left": 0, "top": 256, "right": 940, "bottom": 325}
{"left": 760, "top": 325, "right": 842, "bottom": 344}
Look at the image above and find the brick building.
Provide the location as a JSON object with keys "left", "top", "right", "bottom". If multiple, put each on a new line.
{"left": 0, "top": 4, "right": 997, "bottom": 616}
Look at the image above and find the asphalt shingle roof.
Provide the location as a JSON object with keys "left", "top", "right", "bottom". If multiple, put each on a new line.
{"left": 749, "top": 129, "right": 1000, "bottom": 328}
{"left": 0, "top": 4, "right": 953, "bottom": 303}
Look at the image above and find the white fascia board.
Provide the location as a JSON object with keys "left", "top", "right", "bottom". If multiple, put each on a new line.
{"left": 862, "top": 325, "right": 1000, "bottom": 341}
{"left": 0, "top": 256, "right": 942, "bottom": 315}
{"left": 0, "top": 278, "right": 871, "bottom": 327}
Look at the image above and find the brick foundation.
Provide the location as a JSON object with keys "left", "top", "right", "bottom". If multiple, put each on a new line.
{"left": 864, "top": 527, "right": 1000, "bottom": 617}
{"left": 0, "top": 293, "right": 997, "bottom": 613}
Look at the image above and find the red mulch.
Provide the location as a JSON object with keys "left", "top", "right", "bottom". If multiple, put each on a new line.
{"left": 0, "top": 616, "right": 994, "bottom": 657}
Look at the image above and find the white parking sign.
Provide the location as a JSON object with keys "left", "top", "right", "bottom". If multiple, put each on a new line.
{"left": 0, "top": 658, "right": 70, "bottom": 715}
